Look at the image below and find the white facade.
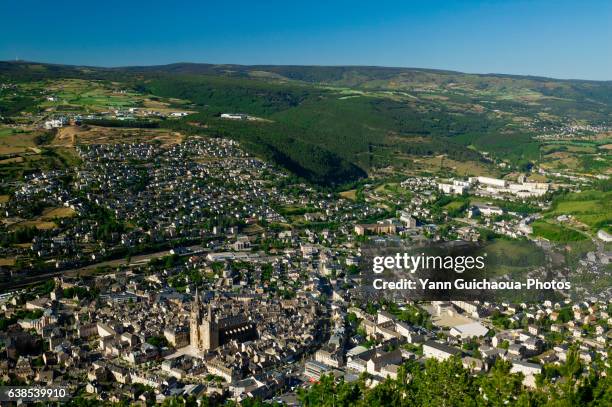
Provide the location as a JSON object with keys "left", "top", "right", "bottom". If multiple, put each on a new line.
{"left": 450, "top": 322, "right": 489, "bottom": 339}
{"left": 597, "top": 230, "right": 612, "bottom": 242}
{"left": 477, "top": 176, "right": 507, "bottom": 188}
{"left": 221, "top": 113, "right": 248, "bottom": 120}
{"left": 438, "top": 182, "right": 467, "bottom": 195}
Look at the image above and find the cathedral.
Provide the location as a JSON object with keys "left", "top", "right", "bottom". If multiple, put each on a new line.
{"left": 190, "top": 290, "right": 258, "bottom": 352}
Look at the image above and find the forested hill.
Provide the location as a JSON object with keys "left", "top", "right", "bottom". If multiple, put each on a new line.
{"left": 123, "top": 63, "right": 612, "bottom": 103}
{"left": 2, "top": 61, "right": 611, "bottom": 186}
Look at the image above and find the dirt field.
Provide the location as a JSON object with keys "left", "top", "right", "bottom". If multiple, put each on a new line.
{"left": 0, "top": 127, "right": 39, "bottom": 155}
{"left": 415, "top": 155, "right": 496, "bottom": 177}
{"left": 425, "top": 306, "right": 474, "bottom": 328}
{"left": 5, "top": 207, "right": 75, "bottom": 231}
{"left": 339, "top": 189, "right": 357, "bottom": 200}
{"left": 0, "top": 258, "right": 16, "bottom": 266}
{"left": 14, "top": 220, "right": 57, "bottom": 230}
{"left": 0, "top": 157, "right": 24, "bottom": 164}
{"left": 54, "top": 125, "right": 184, "bottom": 146}
{"left": 42, "top": 207, "right": 76, "bottom": 219}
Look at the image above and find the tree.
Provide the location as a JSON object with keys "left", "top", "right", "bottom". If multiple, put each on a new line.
{"left": 477, "top": 359, "right": 524, "bottom": 406}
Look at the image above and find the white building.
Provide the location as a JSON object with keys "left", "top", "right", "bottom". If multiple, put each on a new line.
{"left": 476, "top": 176, "right": 507, "bottom": 188}
{"left": 511, "top": 360, "right": 542, "bottom": 388}
{"left": 597, "top": 230, "right": 612, "bottom": 242}
{"left": 221, "top": 113, "right": 248, "bottom": 120}
{"left": 399, "top": 210, "right": 418, "bottom": 228}
{"left": 423, "top": 340, "right": 462, "bottom": 361}
{"left": 438, "top": 182, "right": 467, "bottom": 195}
{"left": 450, "top": 322, "right": 489, "bottom": 339}
{"left": 474, "top": 204, "right": 503, "bottom": 217}
{"left": 44, "top": 118, "right": 64, "bottom": 129}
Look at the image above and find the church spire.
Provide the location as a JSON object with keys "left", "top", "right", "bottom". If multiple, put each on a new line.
{"left": 192, "top": 287, "right": 201, "bottom": 316}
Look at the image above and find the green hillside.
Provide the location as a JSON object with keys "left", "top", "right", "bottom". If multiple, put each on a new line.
{"left": 2, "top": 61, "right": 611, "bottom": 185}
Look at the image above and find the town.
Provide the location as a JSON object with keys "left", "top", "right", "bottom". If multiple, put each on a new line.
{"left": 0, "top": 128, "right": 609, "bottom": 404}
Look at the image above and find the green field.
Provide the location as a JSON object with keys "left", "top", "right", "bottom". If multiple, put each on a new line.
{"left": 531, "top": 220, "right": 587, "bottom": 242}
{"left": 548, "top": 190, "right": 612, "bottom": 232}
{"left": 34, "top": 79, "right": 144, "bottom": 112}
{"left": 0, "top": 128, "right": 15, "bottom": 137}
{"left": 443, "top": 201, "right": 467, "bottom": 211}
{"left": 480, "top": 239, "right": 547, "bottom": 282}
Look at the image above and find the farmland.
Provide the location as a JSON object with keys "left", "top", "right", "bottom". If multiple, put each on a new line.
{"left": 531, "top": 220, "right": 588, "bottom": 243}
{"left": 483, "top": 239, "right": 547, "bottom": 277}
{"left": 548, "top": 190, "right": 612, "bottom": 233}
{"left": 53, "top": 125, "right": 184, "bottom": 147}
{"left": 0, "top": 124, "right": 80, "bottom": 182}
{"left": 38, "top": 79, "right": 143, "bottom": 112}
{"left": 539, "top": 139, "right": 612, "bottom": 175}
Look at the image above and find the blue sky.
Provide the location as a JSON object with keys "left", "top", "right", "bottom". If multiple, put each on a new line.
{"left": 1, "top": 0, "right": 611, "bottom": 80}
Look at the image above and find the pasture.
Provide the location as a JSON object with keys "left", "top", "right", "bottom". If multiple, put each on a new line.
{"left": 548, "top": 190, "right": 611, "bottom": 232}
{"left": 531, "top": 220, "right": 587, "bottom": 242}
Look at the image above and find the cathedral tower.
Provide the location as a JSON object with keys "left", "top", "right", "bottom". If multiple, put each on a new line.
{"left": 190, "top": 288, "right": 202, "bottom": 348}
{"left": 202, "top": 303, "right": 219, "bottom": 350}
{"left": 190, "top": 290, "right": 220, "bottom": 351}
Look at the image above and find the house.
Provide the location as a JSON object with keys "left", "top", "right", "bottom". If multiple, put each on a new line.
{"left": 423, "top": 340, "right": 462, "bottom": 361}
{"left": 462, "top": 356, "right": 484, "bottom": 372}
{"left": 315, "top": 348, "right": 344, "bottom": 368}
{"left": 395, "top": 322, "right": 424, "bottom": 343}
{"left": 510, "top": 361, "right": 542, "bottom": 388}
{"left": 366, "top": 349, "right": 402, "bottom": 376}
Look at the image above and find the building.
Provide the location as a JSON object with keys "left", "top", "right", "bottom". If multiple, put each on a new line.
{"left": 315, "top": 348, "right": 344, "bottom": 368}
{"left": 450, "top": 322, "right": 489, "bottom": 339}
{"left": 511, "top": 361, "right": 542, "bottom": 388}
{"left": 304, "top": 360, "right": 331, "bottom": 380}
{"left": 207, "top": 360, "right": 237, "bottom": 382}
{"left": 221, "top": 113, "right": 248, "bottom": 120}
{"left": 399, "top": 210, "right": 418, "bottom": 228}
{"left": 508, "top": 182, "right": 549, "bottom": 197}
{"left": 366, "top": 349, "right": 402, "bottom": 376}
{"left": 354, "top": 223, "right": 397, "bottom": 236}
{"left": 44, "top": 118, "right": 65, "bottom": 129}
{"left": 423, "top": 340, "right": 462, "bottom": 361}
{"left": 597, "top": 230, "right": 612, "bottom": 242}
{"left": 438, "top": 181, "right": 468, "bottom": 195}
{"left": 471, "top": 204, "right": 503, "bottom": 217}
{"left": 164, "top": 327, "right": 190, "bottom": 348}
{"left": 190, "top": 291, "right": 257, "bottom": 352}
{"left": 476, "top": 176, "right": 508, "bottom": 188}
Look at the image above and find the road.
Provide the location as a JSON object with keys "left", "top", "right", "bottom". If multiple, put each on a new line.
{"left": 0, "top": 245, "right": 205, "bottom": 291}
